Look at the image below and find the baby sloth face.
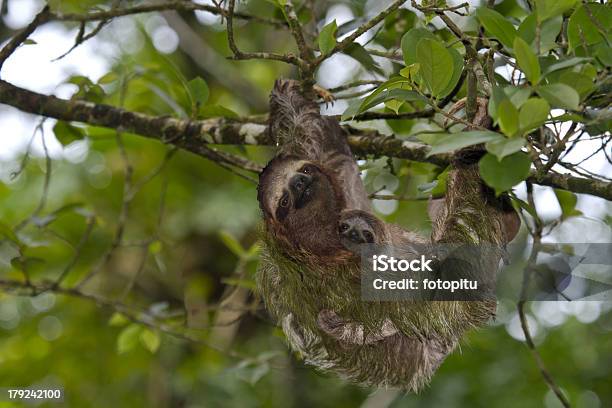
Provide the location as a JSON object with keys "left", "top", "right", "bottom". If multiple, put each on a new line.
{"left": 338, "top": 209, "right": 385, "bottom": 254}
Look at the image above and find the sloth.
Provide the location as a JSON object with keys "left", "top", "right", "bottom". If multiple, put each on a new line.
{"left": 256, "top": 79, "right": 519, "bottom": 390}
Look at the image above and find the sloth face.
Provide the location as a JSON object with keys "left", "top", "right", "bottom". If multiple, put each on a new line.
{"left": 258, "top": 157, "right": 345, "bottom": 256}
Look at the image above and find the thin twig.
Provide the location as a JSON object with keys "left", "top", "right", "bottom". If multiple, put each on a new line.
{"left": 517, "top": 182, "right": 571, "bottom": 408}
{"left": 366, "top": 48, "right": 403, "bottom": 61}
{"left": 14, "top": 119, "right": 51, "bottom": 232}
{"left": 77, "top": 78, "right": 134, "bottom": 288}
{"left": 53, "top": 19, "right": 110, "bottom": 61}
{"left": 226, "top": 0, "right": 302, "bottom": 67}
{"left": 53, "top": 216, "right": 96, "bottom": 288}
{"left": 327, "top": 80, "right": 384, "bottom": 93}
{"left": 313, "top": 0, "right": 408, "bottom": 67}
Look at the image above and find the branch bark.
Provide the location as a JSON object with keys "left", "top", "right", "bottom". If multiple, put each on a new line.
{"left": 0, "top": 80, "right": 610, "bottom": 201}
{"left": 50, "top": 1, "right": 286, "bottom": 28}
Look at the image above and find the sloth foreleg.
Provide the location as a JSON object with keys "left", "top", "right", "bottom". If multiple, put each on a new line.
{"left": 317, "top": 309, "right": 398, "bottom": 345}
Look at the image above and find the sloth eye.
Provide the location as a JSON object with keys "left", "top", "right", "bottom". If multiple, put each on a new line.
{"left": 279, "top": 193, "right": 289, "bottom": 208}
{"left": 300, "top": 165, "right": 314, "bottom": 174}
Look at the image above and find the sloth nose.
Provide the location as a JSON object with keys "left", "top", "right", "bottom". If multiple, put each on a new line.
{"left": 290, "top": 173, "right": 312, "bottom": 193}
{"left": 348, "top": 229, "right": 360, "bottom": 242}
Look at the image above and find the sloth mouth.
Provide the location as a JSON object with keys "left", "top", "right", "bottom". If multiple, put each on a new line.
{"left": 294, "top": 184, "right": 314, "bottom": 209}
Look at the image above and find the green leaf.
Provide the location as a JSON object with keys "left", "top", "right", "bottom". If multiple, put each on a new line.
{"left": 22, "top": 39, "right": 37, "bottom": 45}
{"left": 117, "top": 324, "right": 142, "bottom": 354}
{"left": 488, "top": 86, "right": 507, "bottom": 121}
{"left": 199, "top": 105, "right": 239, "bottom": 120}
{"left": 567, "top": 4, "right": 611, "bottom": 51}
{"left": 498, "top": 99, "right": 519, "bottom": 137}
{"left": 0, "top": 240, "right": 20, "bottom": 268}
{"left": 438, "top": 47, "right": 464, "bottom": 98}
{"left": 485, "top": 137, "right": 526, "bottom": 160}
{"left": 0, "top": 221, "right": 21, "bottom": 247}
{"left": 511, "top": 196, "right": 538, "bottom": 219}
{"left": 558, "top": 72, "right": 595, "bottom": 99}
{"left": 344, "top": 43, "right": 383, "bottom": 75}
{"left": 108, "top": 313, "right": 129, "bottom": 327}
{"left": 415, "top": 38, "right": 453, "bottom": 98}
{"left": 430, "top": 169, "right": 449, "bottom": 197}
{"left": 536, "top": 83, "right": 580, "bottom": 110}
{"left": 519, "top": 98, "right": 550, "bottom": 133}
{"left": 514, "top": 37, "right": 540, "bottom": 84}
{"left": 318, "top": 20, "right": 337, "bottom": 55}
{"left": 187, "top": 77, "right": 209, "bottom": 107}
{"left": 505, "top": 87, "right": 532, "bottom": 108}
{"left": 360, "top": 88, "right": 424, "bottom": 113}
{"left": 219, "top": 231, "right": 245, "bottom": 257}
{"left": 400, "top": 28, "right": 436, "bottom": 65}
{"left": 426, "top": 131, "right": 504, "bottom": 156}
{"left": 53, "top": 121, "right": 84, "bottom": 146}
{"left": 140, "top": 329, "right": 161, "bottom": 353}
{"left": 594, "top": 43, "right": 612, "bottom": 66}
{"left": 148, "top": 240, "right": 162, "bottom": 254}
{"left": 98, "top": 72, "right": 118, "bottom": 84}
{"left": 476, "top": 7, "right": 517, "bottom": 49}
{"left": 384, "top": 99, "right": 403, "bottom": 114}
{"left": 542, "top": 57, "right": 591, "bottom": 76}
{"left": 534, "top": 0, "right": 577, "bottom": 22}
{"left": 11, "top": 256, "right": 45, "bottom": 272}
{"left": 479, "top": 152, "right": 532, "bottom": 194}
{"left": 221, "top": 278, "right": 257, "bottom": 290}
{"left": 245, "top": 242, "right": 261, "bottom": 260}
{"left": 341, "top": 98, "right": 363, "bottom": 121}
{"left": 554, "top": 189, "right": 582, "bottom": 219}
{"left": 354, "top": 76, "right": 422, "bottom": 115}
{"left": 399, "top": 64, "right": 419, "bottom": 80}
{"left": 517, "top": 14, "right": 562, "bottom": 54}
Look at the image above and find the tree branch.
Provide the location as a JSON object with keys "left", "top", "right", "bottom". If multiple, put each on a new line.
{"left": 50, "top": 1, "right": 286, "bottom": 28}
{"left": 0, "top": 80, "right": 610, "bottom": 201}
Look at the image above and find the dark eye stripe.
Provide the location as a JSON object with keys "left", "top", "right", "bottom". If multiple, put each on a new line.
{"left": 276, "top": 203, "right": 289, "bottom": 221}
{"left": 275, "top": 192, "right": 290, "bottom": 221}
{"left": 279, "top": 192, "right": 289, "bottom": 208}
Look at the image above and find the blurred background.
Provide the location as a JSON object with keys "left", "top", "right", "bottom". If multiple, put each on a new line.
{"left": 0, "top": 0, "right": 610, "bottom": 407}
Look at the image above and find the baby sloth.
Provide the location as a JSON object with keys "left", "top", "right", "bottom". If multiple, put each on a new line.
{"left": 257, "top": 79, "right": 519, "bottom": 391}
{"left": 338, "top": 209, "right": 426, "bottom": 253}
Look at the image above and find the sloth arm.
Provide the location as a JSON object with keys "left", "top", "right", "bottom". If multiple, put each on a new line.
{"left": 269, "top": 79, "right": 371, "bottom": 211}
{"left": 317, "top": 309, "right": 398, "bottom": 345}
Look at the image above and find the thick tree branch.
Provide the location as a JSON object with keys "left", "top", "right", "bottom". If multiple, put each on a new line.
{"left": 0, "top": 80, "right": 610, "bottom": 201}
{"left": 528, "top": 172, "right": 612, "bottom": 201}
{"left": 50, "top": 1, "right": 286, "bottom": 28}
